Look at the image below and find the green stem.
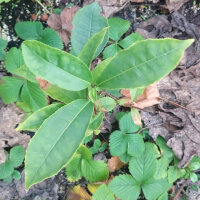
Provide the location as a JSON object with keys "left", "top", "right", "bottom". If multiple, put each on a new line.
{"left": 35, "top": 0, "right": 50, "bottom": 14}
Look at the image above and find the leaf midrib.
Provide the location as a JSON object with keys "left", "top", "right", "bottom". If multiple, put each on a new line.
{"left": 97, "top": 44, "right": 185, "bottom": 87}
{"left": 31, "top": 100, "right": 91, "bottom": 183}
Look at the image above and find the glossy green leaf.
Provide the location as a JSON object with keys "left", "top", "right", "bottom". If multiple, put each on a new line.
{"left": 94, "top": 39, "right": 194, "bottom": 89}
{"left": 0, "top": 76, "right": 24, "bottom": 104}
{"left": 5, "top": 47, "right": 24, "bottom": 73}
{"left": 17, "top": 103, "right": 63, "bottom": 131}
{"left": 142, "top": 178, "right": 169, "bottom": 200}
{"left": 22, "top": 40, "right": 92, "bottom": 91}
{"left": 119, "top": 112, "right": 140, "bottom": 133}
{"left": 15, "top": 21, "right": 43, "bottom": 40}
{"left": 44, "top": 84, "right": 87, "bottom": 104}
{"left": 39, "top": 28, "right": 63, "bottom": 49}
{"left": 98, "top": 97, "right": 116, "bottom": 112}
{"left": 9, "top": 146, "right": 25, "bottom": 167}
{"left": 92, "top": 184, "right": 115, "bottom": 200}
{"left": 108, "top": 17, "right": 130, "bottom": 41}
{"left": 129, "top": 148, "right": 157, "bottom": 183}
{"left": 71, "top": 2, "right": 108, "bottom": 56}
{"left": 88, "top": 112, "right": 103, "bottom": 130}
{"left": 21, "top": 81, "right": 48, "bottom": 111}
{"left": 25, "top": 99, "right": 94, "bottom": 189}
{"left": 12, "top": 170, "right": 21, "bottom": 180}
{"left": 119, "top": 33, "right": 144, "bottom": 49}
{"left": 103, "top": 44, "right": 121, "bottom": 59}
{"left": 79, "top": 28, "right": 108, "bottom": 66}
{"left": 109, "top": 175, "right": 140, "bottom": 200}
{"left": 13, "top": 65, "right": 37, "bottom": 83}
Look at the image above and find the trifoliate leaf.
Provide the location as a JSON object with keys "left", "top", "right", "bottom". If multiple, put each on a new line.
{"left": 9, "top": 145, "right": 25, "bottom": 167}
{"left": 190, "top": 172, "right": 198, "bottom": 183}
{"left": 119, "top": 151, "right": 132, "bottom": 163}
{"left": 190, "top": 162, "right": 200, "bottom": 171}
{"left": 108, "top": 17, "right": 130, "bottom": 41}
{"left": 167, "top": 166, "right": 186, "bottom": 184}
{"left": 0, "top": 38, "right": 7, "bottom": 49}
{"left": 129, "top": 148, "right": 157, "bottom": 183}
{"left": 12, "top": 170, "right": 21, "bottom": 180}
{"left": 109, "top": 175, "right": 140, "bottom": 200}
{"left": 39, "top": 28, "right": 63, "bottom": 49}
{"left": 5, "top": 47, "right": 24, "bottom": 73}
{"left": 15, "top": 21, "right": 43, "bottom": 40}
{"left": 92, "top": 184, "right": 115, "bottom": 200}
{"left": 142, "top": 178, "right": 169, "bottom": 200}
{"left": 81, "top": 159, "right": 109, "bottom": 183}
{"left": 119, "top": 33, "right": 144, "bottom": 49}
{"left": 99, "top": 97, "right": 116, "bottom": 112}
{"left": 0, "top": 76, "right": 24, "bottom": 104}
{"left": 144, "top": 142, "right": 160, "bottom": 158}
{"left": 119, "top": 112, "right": 140, "bottom": 133}
{"left": 65, "top": 155, "right": 82, "bottom": 182}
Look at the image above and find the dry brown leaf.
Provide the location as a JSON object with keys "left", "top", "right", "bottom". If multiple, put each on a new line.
{"left": 108, "top": 156, "right": 126, "bottom": 172}
{"left": 121, "top": 84, "right": 160, "bottom": 109}
{"left": 68, "top": 185, "right": 91, "bottom": 200}
{"left": 47, "top": 6, "right": 80, "bottom": 45}
{"left": 166, "top": 0, "right": 189, "bottom": 12}
{"left": 0, "top": 104, "right": 30, "bottom": 164}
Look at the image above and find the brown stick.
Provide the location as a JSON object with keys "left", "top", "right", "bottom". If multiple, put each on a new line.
{"left": 173, "top": 180, "right": 188, "bottom": 200}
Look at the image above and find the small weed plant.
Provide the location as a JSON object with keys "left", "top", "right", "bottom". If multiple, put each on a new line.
{"left": 0, "top": 2, "right": 197, "bottom": 199}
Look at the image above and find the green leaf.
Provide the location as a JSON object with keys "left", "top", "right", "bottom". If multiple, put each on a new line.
{"left": 88, "top": 112, "right": 103, "bottom": 130}
{"left": 3, "top": 175, "right": 12, "bottom": 183}
{"left": 190, "top": 172, "right": 198, "bottom": 183}
{"left": 109, "top": 130, "right": 127, "bottom": 156}
{"left": 98, "top": 97, "right": 116, "bottom": 112}
{"left": 142, "top": 178, "right": 169, "bottom": 200}
{"left": 99, "top": 142, "right": 107, "bottom": 152}
{"left": 5, "top": 47, "right": 24, "bottom": 73}
{"left": 108, "top": 17, "right": 130, "bottom": 41}
{"left": 0, "top": 76, "right": 24, "bottom": 104}
{"left": 127, "top": 134, "right": 145, "bottom": 157}
{"left": 167, "top": 166, "right": 186, "bottom": 184}
{"left": 25, "top": 99, "right": 94, "bottom": 189}
{"left": 12, "top": 170, "right": 21, "bottom": 180}
{"left": 129, "top": 148, "right": 157, "bottom": 183}
{"left": 130, "top": 87, "right": 145, "bottom": 102}
{"left": 190, "top": 162, "right": 200, "bottom": 171}
{"left": 109, "top": 175, "right": 140, "bottom": 200}
{"left": 119, "top": 151, "right": 132, "bottom": 163}
{"left": 44, "top": 84, "right": 87, "bottom": 104}
{"left": 79, "top": 28, "right": 108, "bottom": 66}
{"left": 39, "top": 28, "right": 63, "bottom": 49}
{"left": 81, "top": 159, "right": 109, "bottom": 183}
{"left": 65, "top": 154, "right": 82, "bottom": 182}
{"left": 0, "top": 162, "right": 14, "bottom": 179}
{"left": 9, "top": 146, "right": 25, "bottom": 167}
{"left": 21, "top": 81, "right": 48, "bottom": 111}
{"left": 22, "top": 40, "right": 92, "bottom": 91}
{"left": 119, "top": 112, "right": 140, "bottom": 133}
{"left": 92, "top": 184, "right": 115, "bottom": 200}
{"left": 17, "top": 103, "right": 63, "bottom": 131}
{"left": 13, "top": 65, "right": 37, "bottom": 83}
{"left": 144, "top": 142, "right": 160, "bottom": 158}
{"left": 16, "top": 101, "right": 32, "bottom": 114}
{"left": 119, "top": 33, "right": 144, "bottom": 49}
{"left": 103, "top": 44, "right": 121, "bottom": 59}
{"left": 0, "top": 49, "right": 6, "bottom": 61}
{"left": 0, "top": 38, "right": 7, "bottom": 49}
{"left": 71, "top": 2, "right": 108, "bottom": 57}
{"left": 158, "top": 192, "right": 168, "bottom": 200}
{"left": 15, "top": 21, "right": 43, "bottom": 40}
{"left": 94, "top": 39, "right": 194, "bottom": 89}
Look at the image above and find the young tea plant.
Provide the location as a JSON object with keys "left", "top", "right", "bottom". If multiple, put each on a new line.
{"left": 14, "top": 2, "right": 193, "bottom": 189}
{"left": 0, "top": 146, "right": 25, "bottom": 183}
{"left": 90, "top": 139, "right": 108, "bottom": 154}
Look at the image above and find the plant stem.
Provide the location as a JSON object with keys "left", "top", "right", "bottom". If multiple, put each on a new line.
{"left": 35, "top": 0, "right": 50, "bottom": 14}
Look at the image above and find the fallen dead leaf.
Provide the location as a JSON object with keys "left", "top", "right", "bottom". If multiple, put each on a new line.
{"left": 68, "top": 185, "right": 91, "bottom": 200}
{"left": 121, "top": 84, "right": 160, "bottom": 109}
{"left": 47, "top": 6, "right": 80, "bottom": 45}
{"left": 108, "top": 156, "right": 126, "bottom": 172}
{"left": 166, "top": 0, "right": 189, "bottom": 12}
{"left": 0, "top": 104, "right": 30, "bottom": 164}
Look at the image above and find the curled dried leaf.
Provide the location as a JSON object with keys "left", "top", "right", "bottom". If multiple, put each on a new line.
{"left": 108, "top": 156, "right": 126, "bottom": 172}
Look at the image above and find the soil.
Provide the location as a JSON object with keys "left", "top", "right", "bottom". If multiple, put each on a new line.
{"left": 1, "top": 0, "right": 200, "bottom": 199}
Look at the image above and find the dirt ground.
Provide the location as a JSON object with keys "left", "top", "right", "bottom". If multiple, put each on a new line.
{"left": 1, "top": 0, "right": 200, "bottom": 199}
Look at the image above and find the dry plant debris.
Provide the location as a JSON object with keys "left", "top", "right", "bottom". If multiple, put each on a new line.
{"left": 0, "top": 104, "right": 30, "bottom": 165}
{"left": 108, "top": 156, "right": 126, "bottom": 172}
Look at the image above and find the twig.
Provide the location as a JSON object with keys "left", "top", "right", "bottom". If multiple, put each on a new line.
{"left": 159, "top": 96, "right": 194, "bottom": 113}
{"left": 173, "top": 180, "right": 189, "bottom": 200}
{"left": 35, "top": 0, "right": 51, "bottom": 14}
{"left": 98, "top": 91, "right": 119, "bottom": 101}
